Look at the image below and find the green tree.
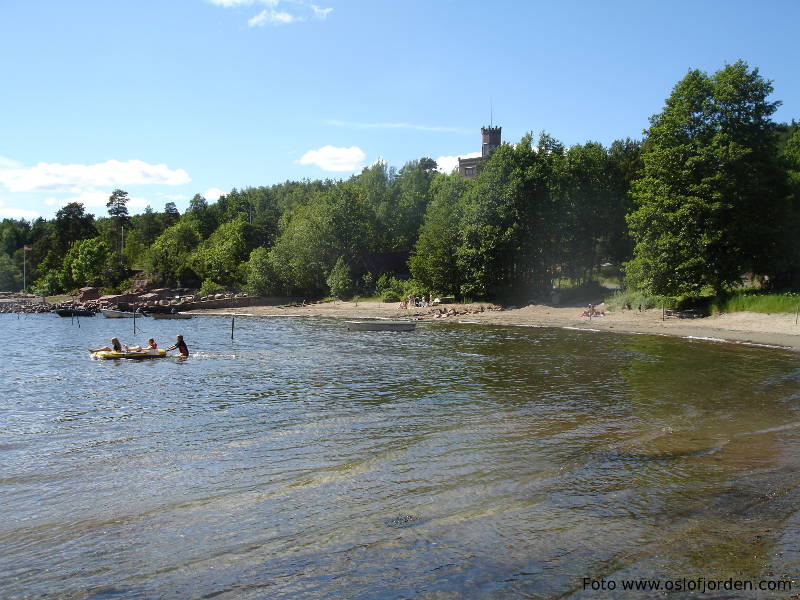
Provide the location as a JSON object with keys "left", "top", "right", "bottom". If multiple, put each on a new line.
{"left": 190, "top": 218, "right": 251, "bottom": 286}
{"left": 606, "top": 138, "right": 642, "bottom": 264}
{"left": 185, "top": 194, "right": 217, "bottom": 238}
{"left": 245, "top": 247, "right": 278, "bottom": 296}
{"left": 457, "top": 133, "right": 567, "bottom": 300}
{"left": 627, "top": 61, "right": 791, "bottom": 295}
{"left": 54, "top": 202, "right": 96, "bottom": 254}
{"left": 326, "top": 256, "right": 354, "bottom": 299}
{"left": 0, "top": 254, "right": 21, "bottom": 291}
{"left": 106, "top": 189, "right": 130, "bottom": 223}
{"left": 136, "top": 205, "right": 160, "bottom": 246}
{"left": 389, "top": 158, "right": 437, "bottom": 250}
{"left": 352, "top": 161, "right": 395, "bottom": 249}
{"left": 148, "top": 221, "right": 201, "bottom": 286}
{"left": 107, "top": 189, "right": 131, "bottom": 254}
{"left": 61, "top": 237, "right": 111, "bottom": 288}
{"left": 410, "top": 173, "right": 472, "bottom": 295}
{"left": 268, "top": 183, "right": 376, "bottom": 296}
{"left": 163, "top": 202, "right": 180, "bottom": 228}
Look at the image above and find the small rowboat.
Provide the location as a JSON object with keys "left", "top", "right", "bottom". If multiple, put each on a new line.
{"left": 345, "top": 320, "right": 416, "bottom": 332}
{"left": 90, "top": 349, "right": 167, "bottom": 360}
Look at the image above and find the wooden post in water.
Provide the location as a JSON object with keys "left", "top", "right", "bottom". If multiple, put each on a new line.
{"left": 231, "top": 316, "right": 235, "bottom": 340}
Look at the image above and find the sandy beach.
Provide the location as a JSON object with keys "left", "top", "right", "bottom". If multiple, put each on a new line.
{"left": 195, "top": 300, "right": 800, "bottom": 351}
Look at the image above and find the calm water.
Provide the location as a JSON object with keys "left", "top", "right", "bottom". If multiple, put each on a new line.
{"left": 1, "top": 313, "right": 799, "bottom": 599}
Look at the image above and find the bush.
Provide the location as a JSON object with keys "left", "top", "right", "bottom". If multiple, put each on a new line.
{"left": 360, "top": 272, "right": 376, "bottom": 295}
{"left": 605, "top": 289, "right": 677, "bottom": 311}
{"left": 382, "top": 290, "right": 401, "bottom": 303}
{"left": 30, "top": 270, "right": 62, "bottom": 296}
{"left": 199, "top": 279, "right": 224, "bottom": 297}
{"left": 326, "top": 257, "right": 354, "bottom": 300}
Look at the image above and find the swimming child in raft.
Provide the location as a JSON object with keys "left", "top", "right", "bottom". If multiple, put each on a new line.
{"left": 90, "top": 337, "right": 125, "bottom": 353}
{"left": 126, "top": 338, "right": 158, "bottom": 353}
{"left": 166, "top": 334, "right": 189, "bottom": 357}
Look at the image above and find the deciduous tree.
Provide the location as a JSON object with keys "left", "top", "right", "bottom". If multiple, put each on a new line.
{"left": 627, "top": 61, "right": 790, "bottom": 295}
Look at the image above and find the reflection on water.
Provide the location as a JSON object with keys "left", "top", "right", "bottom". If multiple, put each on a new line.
{"left": 1, "top": 313, "right": 799, "bottom": 598}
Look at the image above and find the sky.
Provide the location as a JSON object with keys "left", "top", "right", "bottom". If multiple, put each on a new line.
{"left": 1, "top": 0, "right": 798, "bottom": 220}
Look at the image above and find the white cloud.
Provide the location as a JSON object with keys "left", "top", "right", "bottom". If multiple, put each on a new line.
{"left": 435, "top": 152, "right": 481, "bottom": 174}
{"left": 209, "top": 0, "right": 278, "bottom": 6}
{"left": 0, "top": 156, "right": 22, "bottom": 169}
{"left": 0, "top": 159, "right": 190, "bottom": 193}
{"left": 0, "top": 198, "right": 41, "bottom": 219}
{"left": 211, "top": 0, "right": 328, "bottom": 26}
{"left": 204, "top": 188, "right": 225, "bottom": 201}
{"left": 324, "top": 120, "right": 469, "bottom": 134}
{"left": 0, "top": 207, "right": 39, "bottom": 219}
{"left": 311, "top": 4, "right": 332, "bottom": 19}
{"left": 248, "top": 8, "right": 298, "bottom": 26}
{"left": 298, "top": 145, "right": 366, "bottom": 172}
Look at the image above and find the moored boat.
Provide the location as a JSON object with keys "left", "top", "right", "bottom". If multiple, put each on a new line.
{"left": 151, "top": 312, "right": 193, "bottom": 319}
{"left": 54, "top": 308, "right": 95, "bottom": 317}
{"left": 345, "top": 320, "right": 416, "bottom": 332}
{"left": 101, "top": 309, "right": 142, "bottom": 318}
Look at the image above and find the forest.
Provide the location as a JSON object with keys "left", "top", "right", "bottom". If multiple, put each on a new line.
{"left": 1, "top": 61, "right": 799, "bottom": 305}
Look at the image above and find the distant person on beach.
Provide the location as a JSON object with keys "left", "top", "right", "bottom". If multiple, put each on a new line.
{"left": 90, "top": 337, "right": 124, "bottom": 353}
{"left": 167, "top": 334, "right": 189, "bottom": 357}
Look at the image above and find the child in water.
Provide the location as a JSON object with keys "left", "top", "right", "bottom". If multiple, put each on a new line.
{"left": 166, "top": 334, "right": 189, "bottom": 357}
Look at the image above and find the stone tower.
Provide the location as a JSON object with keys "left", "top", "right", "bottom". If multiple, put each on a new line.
{"left": 481, "top": 126, "right": 502, "bottom": 158}
{"left": 458, "top": 125, "right": 502, "bottom": 178}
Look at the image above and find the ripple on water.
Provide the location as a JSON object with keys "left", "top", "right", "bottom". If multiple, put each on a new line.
{"left": 1, "top": 314, "right": 799, "bottom": 598}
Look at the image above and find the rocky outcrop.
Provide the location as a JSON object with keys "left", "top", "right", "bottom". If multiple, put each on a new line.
{"left": 76, "top": 287, "right": 101, "bottom": 302}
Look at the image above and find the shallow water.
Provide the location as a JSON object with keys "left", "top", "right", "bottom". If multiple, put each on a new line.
{"left": 1, "top": 313, "right": 799, "bottom": 598}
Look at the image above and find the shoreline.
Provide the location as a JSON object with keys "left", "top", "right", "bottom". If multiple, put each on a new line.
{"left": 193, "top": 301, "right": 800, "bottom": 352}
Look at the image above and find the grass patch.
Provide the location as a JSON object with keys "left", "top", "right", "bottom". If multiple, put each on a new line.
{"left": 604, "top": 289, "right": 677, "bottom": 312}
{"left": 711, "top": 291, "right": 800, "bottom": 314}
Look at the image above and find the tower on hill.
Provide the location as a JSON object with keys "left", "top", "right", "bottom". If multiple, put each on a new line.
{"left": 458, "top": 125, "right": 502, "bottom": 178}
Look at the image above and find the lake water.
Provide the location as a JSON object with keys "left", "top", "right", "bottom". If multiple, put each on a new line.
{"left": 1, "top": 313, "right": 799, "bottom": 599}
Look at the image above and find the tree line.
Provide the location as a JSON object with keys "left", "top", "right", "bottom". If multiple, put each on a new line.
{"left": 1, "top": 61, "right": 798, "bottom": 302}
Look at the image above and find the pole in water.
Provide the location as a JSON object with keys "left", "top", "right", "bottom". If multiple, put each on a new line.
{"left": 231, "top": 316, "right": 235, "bottom": 340}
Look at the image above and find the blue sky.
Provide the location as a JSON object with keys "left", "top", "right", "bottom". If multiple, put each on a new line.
{"left": 1, "top": 0, "right": 798, "bottom": 220}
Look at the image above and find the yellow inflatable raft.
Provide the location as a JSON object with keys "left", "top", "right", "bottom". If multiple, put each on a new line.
{"left": 91, "top": 349, "right": 167, "bottom": 360}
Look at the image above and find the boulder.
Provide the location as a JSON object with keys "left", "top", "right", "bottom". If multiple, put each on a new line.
{"left": 76, "top": 287, "right": 101, "bottom": 302}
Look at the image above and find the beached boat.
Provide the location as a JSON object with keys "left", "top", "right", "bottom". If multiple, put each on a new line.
{"left": 151, "top": 312, "right": 193, "bottom": 320}
{"left": 54, "top": 308, "right": 94, "bottom": 317}
{"left": 345, "top": 320, "right": 416, "bottom": 332}
{"left": 90, "top": 349, "right": 167, "bottom": 360}
{"left": 101, "top": 309, "right": 141, "bottom": 318}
